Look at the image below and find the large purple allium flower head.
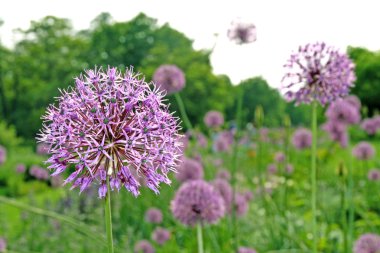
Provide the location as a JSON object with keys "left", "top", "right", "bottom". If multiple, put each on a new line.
{"left": 0, "top": 146, "right": 6, "bottom": 165}
{"left": 353, "top": 233, "right": 380, "bottom": 253}
{"left": 204, "top": 110, "right": 224, "bottom": 128}
{"left": 134, "top": 240, "right": 155, "bottom": 253}
{"left": 368, "top": 169, "right": 380, "bottom": 181}
{"left": 38, "top": 67, "right": 183, "bottom": 198}
{"left": 326, "top": 99, "right": 361, "bottom": 125}
{"left": 281, "top": 42, "right": 356, "bottom": 105}
{"left": 352, "top": 142, "right": 375, "bottom": 160}
{"left": 152, "top": 65, "right": 185, "bottom": 95}
{"left": 171, "top": 180, "right": 225, "bottom": 226}
{"left": 0, "top": 237, "right": 6, "bottom": 252}
{"left": 238, "top": 247, "right": 257, "bottom": 253}
{"left": 322, "top": 121, "right": 348, "bottom": 147}
{"left": 227, "top": 19, "right": 257, "bottom": 45}
{"left": 176, "top": 157, "right": 204, "bottom": 183}
{"left": 151, "top": 227, "right": 171, "bottom": 245}
{"left": 292, "top": 128, "right": 312, "bottom": 150}
{"left": 212, "top": 178, "right": 233, "bottom": 210}
{"left": 145, "top": 207, "right": 163, "bottom": 224}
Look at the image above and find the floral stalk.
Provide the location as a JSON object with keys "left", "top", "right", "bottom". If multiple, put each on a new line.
{"left": 197, "top": 222, "right": 204, "bottom": 253}
{"left": 311, "top": 101, "right": 318, "bottom": 253}
{"left": 174, "top": 93, "right": 193, "bottom": 130}
{"left": 105, "top": 174, "right": 114, "bottom": 253}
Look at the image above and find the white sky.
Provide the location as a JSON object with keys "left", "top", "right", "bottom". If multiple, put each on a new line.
{"left": 1, "top": 0, "right": 380, "bottom": 87}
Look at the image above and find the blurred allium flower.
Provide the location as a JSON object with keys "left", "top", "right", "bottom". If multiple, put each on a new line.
{"left": 361, "top": 118, "right": 380, "bottom": 136}
{"left": 16, "top": 163, "right": 26, "bottom": 174}
{"left": 353, "top": 233, "right": 380, "bottom": 253}
{"left": 212, "top": 178, "right": 233, "bottom": 210}
{"left": 345, "top": 95, "right": 361, "bottom": 110}
{"left": 145, "top": 207, "right": 163, "bottom": 224}
{"left": 259, "top": 128, "right": 269, "bottom": 142}
{"left": 267, "top": 163, "right": 277, "bottom": 174}
{"left": 216, "top": 169, "right": 231, "bottom": 181}
{"left": 152, "top": 64, "right": 185, "bottom": 95}
{"left": 234, "top": 193, "right": 249, "bottom": 217}
{"left": 134, "top": 240, "right": 155, "bottom": 253}
{"left": 29, "top": 165, "right": 49, "bottom": 180}
{"left": 176, "top": 157, "right": 204, "bottom": 183}
{"left": 227, "top": 19, "right": 257, "bottom": 45}
{"left": 281, "top": 42, "right": 356, "bottom": 105}
{"left": 285, "top": 164, "right": 294, "bottom": 175}
{"left": 196, "top": 133, "right": 208, "bottom": 148}
{"left": 326, "top": 99, "right": 360, "bottom": 125}
{"left": 368, "top": 169, "right": 380, "bottom": 181}
{"left": 213, "top": 158, "right": 223, "bottom": 167}
{"left": 36, "top": 142, "right": 50, "bottom": 155}
{"left": 352, "top": 142, "right": 375, "bottom": 160}
{"left": 243, "top": 191, "right": 254, "bottom": 201}
{"left": 274, "top": 151, "right": 285, "bottom": 163}
{"left": 151, "top": 227, "right": 171, "bottom": 245}
{"left": 292, "top": 128, "right": 312, "bottom": 150}
{"left": 238, "top": 247, "right": 257, "bottom": 253}
{"left": 213, "top": 131, "right": 234, "bottom": 152}
{"left": 322, "top": 121, "right": 348, "bottom": 147}
{"left": 38, "top": 67, "right": 182, "bottom": 198}
{"left": 171, "top": 180, "right": 225, "bottom": 226}
{"left": 204, "top": 110, "right": 224, "bottom": 128}
{"left": 0, "top": 146, "right": 6, "bottom": 165}
{"left": 0, "top": 237, "right": 6, "bottom": 252}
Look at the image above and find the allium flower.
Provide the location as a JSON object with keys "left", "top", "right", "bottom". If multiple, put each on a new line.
{"left": 152, "top": 65, "right": 185, "bottom": 95}
{"left": 353, "top": 233, "right": 380, "bottom": 253}
{"left": 171, "top": 180, "right": 225, "bottom": 226}
{"left": 176, "top": 157, "right": 204, "bottom": 183}
{"left": 368, "top": 169, "right": 380, "bottom": 181}
{"left": 16, "top": 164, "right": 26, "bottom": 174}
{"left": 204, "top": 110, "right": 224, "bottom": 128}
{"left": 292, "top": 128, "right": 312, "bottom": 150}
{"left": 212, "top": 178, "right": 233, "bottom": 210}
{"left": 234, "top": 193, "right": 249, "bottom": 217}
{"left": 352, "top": 142, "right": 375, "bottom": 160}
{"left": 267, "top": 163, "right": 277, "bottom": 174}
{"left": 216, "top": 169, "right": 231, "bottom": 181}
{"left": 361, "top": 118, "right": 380, "bottom": 136}
{"left": 151, "top": 227, "right": 170, "bottom": 245}
{"left": 213, "top": 131, "right": 234, "bottom": 152}
{"left": 0, "top": 146, "right": 6, "bottom": 165}
{"left": 326, "top": 99, "right": 360, "bottom": 125}
{"left": 36, "top": 142, "right": 50, "bottom": 155}
{"left": 285, "top": 164, "right": 294, "bottom": 175}
{"left": 238, "top": 247, "right": 257, "bottom": 253}
{"left": 274, "top": 152, "right": 285, "bottom": 162}
{"left": 0, "top": 237, "right": 6, "bottom": 252}
{"left": 345, "top": 95, "right": 361, "bottom": 110}
{"left": 322, "top": 121, "right": 348, "bottom": 147}
{"left": 38, "top": 67, "right": 182, "bottom": 198}
{"left": 243, "top": 191, "right": 254, "bottom": 201}
{"left": 196, "top": 133, "right": 208, "bottom": 148}
{"left": 281, "top": 42, "right": 356, "bottom": 105}
{"left": 29, "top": 165, "right": 49, "bottom": 180}
{"left": 134, "top": 240, "right": 155, "bottom": 253}
{"left": 227, "top": 19, "right": 257, "bottom": 45}
{"left": 145, "top": 208, "right": 163, "bottom": 224}
{"left": 259, "top": 128, "right": 269, "bottom": 142}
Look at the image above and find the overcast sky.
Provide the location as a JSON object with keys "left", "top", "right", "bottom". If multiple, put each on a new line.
{"left": 1, "top": 0, "right": 380, "bottom": 87}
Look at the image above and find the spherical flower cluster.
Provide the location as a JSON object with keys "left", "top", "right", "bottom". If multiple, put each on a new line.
{"left": 204, "top": 111, "right": 224, "bottom": 128}
{"left": 267, "top": 163, "right": 277, "bottom": 174}
{"left": 212, "top": 178, "right": 233, "bottom": 210}
{"left": 38, "top": 67, "right": 182, "bottom": 198}
{"left": 292, "top": 128, "right": 312, "bottom": 150}
{"left": 152, "top": 65, "right": 185, "bottom": 95}
{"left": 234, "top": 193, "right": 249, "bottom": 217}
{"left": 345, "top": 95, "right": 361, "bottom": 110}
{"left": 326, "top": 99, "right": 361, "bottom": 125}
{"left": 274, "top": 151, "right": 285, "bottom": 163}
{"left": 16, "top": 164, "right": 26, "bottom": 174}
{"left": 29, "top": 165, "right": 49, "bottom": 180}
{"left": 145, "top": 207, "right": 163, "bottom": 224}
{"left": 238, "top": 247, "right": 257, "bottom": 253}
{"left": 134, "top": 240, "right": 155, "bottom": 253}
{"left": 227, "top": 19, "right": 257, "bottom": 45}
{"left": 151, "top": 227, "right": 171, "bottom": 245}
{"left": 322, "top": 121, "right": 348, "bottom": 148}
{"left": 361, "top": 116, "right": 380, "bottom": 136}
{"left": 368, "top": 169, "right": 380, "bottom": 181}
{"left": 171, "top": 180, "right": 225, "bottom": 226}
{"left": 352, "top": 142, "right": 375, "bottom": 160}
{"left": 281, "top": 42, "right": 356, "bottom": 105}
{"left": 285, "top": 164, "right": 294, "bottom": 175}
{"left": 0, "top": 146, "right": 6, "bottom": 165}
{"left": 176, "top": 157, "right": 204, "bottom": 183}
{"left": 353, "top": 233, "right": 380, "bottom": 253}
{"left": 213, "top": 131, "right": 234, "bottom": 152}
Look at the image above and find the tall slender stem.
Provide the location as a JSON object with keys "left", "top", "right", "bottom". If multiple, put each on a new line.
{"left": 105, "top": 175, "right": 114, "bottom": 253}
{"left": 174, "top": 93, "right": 193, "bottom": 130}
{"left": 197, "top": 222, "right": 204, "bottom": 253}
{"left": 347, "top": 132, "right": 354, "bottom": 253}
{"left": 311, "top": 101, "right": 318, "bottom": 253}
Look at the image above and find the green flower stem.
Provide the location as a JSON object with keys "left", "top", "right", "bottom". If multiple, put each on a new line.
{"left": 311, "top": 101, "right": 318, "bottom": 253}
{"left": 105, "top": 175, "right": 114, "bottom": 253}
{"left": 174, "top": 93, "right": 193, "bottom": 130}
{"left": 0, "top": 196, "right": 106, "bottom": 246}
{"left": 197, "top": 222, "right": 204, "bottom": 253}
{"left": 347, "top": 133, "right": 354, "bottom": 253}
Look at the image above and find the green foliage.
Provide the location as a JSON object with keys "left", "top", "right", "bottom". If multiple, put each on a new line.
{"left": 0, "top": 121, "right": 22, "bottom": 149}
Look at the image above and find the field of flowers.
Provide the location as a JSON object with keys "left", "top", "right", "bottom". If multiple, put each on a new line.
{"left": 0, "top": 10, "right": 380, "bottom": 253}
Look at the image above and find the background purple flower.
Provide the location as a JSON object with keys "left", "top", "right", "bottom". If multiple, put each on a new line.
{"left": 212, "top": 178, "right": 233, "bottom": 210}
{"left": 325, "top": 99, "right": 360, "bottom": 125}
{"left": 36, "top": 142, "right": 50, "bottom": 155}
{"left": 152, "top": 64, "right": 185, "bottom": 95}
{"left": 227, "top": 19, "right": 257, "bottom": 45}
{"left": 38, "top": 67, "right": 182, "bottom": 198}
{"left": 213, "top": 131, "right": 234, "bottom": 152}
{"left": 216, "top": 169, "right": 231, "bottom": 181}
{"left": 344, "top": 95, "right": 361, "bottom": 110}
{"left": 361, "top": 117, "right": 380, "bottom": 135}
{"left": 274, "top": 151, "right": 285, "bottom": 163}
{"left": 352, "top": 142, "right": 375, "bottom": 160}
{"left": 292, "top": 128, "right": 312, "bottom": 150}
{"left": 151, "top": 227, "right": 170, "bottom": 245}
{"left": 281, "top": 42, "right": 356, "bottom": 105}
{"left": 234, "top": 193, "right": 249, "bottom": 217}
{"left": 134, "top": 240, "right": 155, "bottom": 253}
{"left": 0, "top": 237, "right": 6, "bottom": 252}
{"left": 171, "top": 180, "right": 225, "bottom": 226}
{"left": 16, "top": 163, "right": 26, "bottom": 173}
{"left": 267, "top": 163, "right": 277, "bottom": 174}
{"left": 145, "top": 208, "right": 163, "bottom": 224}
{"left": 0, "top": 146, "right": 6, "bottom": 165}
{"left": 368, "top": 169, "right": 380, "bottom": 181}
{"left": 322, "top": 121, "right": 348, "bottom": 147}
{"left": 353, "top": 233, "right": 380, "bottom": 253}
{"left": 238, "top": 247, "right": 257, "bottom": 253}
{"left": 204, "top": 110, "right": 224, "bottom": 128}
{"left": 29, "top": 165, "right": 49, "bottom": 180}
{"left": 176, "top": 157, "right": 204, "bottom": 183}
